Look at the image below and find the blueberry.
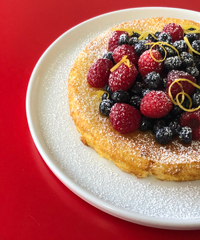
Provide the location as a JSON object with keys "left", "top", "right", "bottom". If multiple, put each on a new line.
{"left": 129, "top": 81, "right": 144, "bottom": 95}
{"left": 129, "top": 37, "right": 139, "bottom": 46}
{"left": 102, "top": 92, "right": 110, "bottom": 100}
{"left": 111, "top": 90, "right": 130, "bottom": 103}
{"left": 157, "top": 32, "right": 173, "bottom": 44}
{"left": 99, "top": 99, "right": 115, "bottom": 116}
{"left": 118, "top": 34, "right": 129, "bottom": 46}
{"left": 145, "top": 33, "right": 157, "bottom": 42}
{"left": 169, "top": 121, "right": 181, "bottom": 136}
{"left": 134, "top": 40, "right": 150, "bottom": 56}
{"left": 179, "top": 126, "right": 192, "bottom": 144}
{"left": 141, "top": 89, "right": 151, "bottom": 97}
{"left": 192, "top": 92, "right": 200, "bottom": 107}
{"left": 104, "top": 85, "right": 113, "bottom": 95}
{"left": 152, "top": 119, "right": 166, "bottom": 135}
{"left": 129, "top": 95, "right": 141, "bottom": 109}
{"left": 155, "top": 31, "right": 161, "bottom": 39}
{"left": 103, "top": 52, "right": 115, "bottom": 64}
{"left": 144, "top": 72, "right": 162, "bottom": 90}
{"left": 185, "top": 33, "right": 199, "bottom": 44}
{"left": 154, "top": 126, "right": 173, "bottom": 145}
{"left": 139, "top": 116, "right": 153, "bottom": 131}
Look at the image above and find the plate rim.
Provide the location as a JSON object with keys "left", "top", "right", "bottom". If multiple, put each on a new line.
{"left": 26, "top": 7, "right": 200, "bottom": 230}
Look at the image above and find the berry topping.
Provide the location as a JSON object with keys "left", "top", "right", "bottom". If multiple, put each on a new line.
{"left": 154, "top": 126, "right": 173, "bottom": 145}
{"left": 109, "top": 103, "right": 141, "bottom": 134}
{"left": 139, "top": 116, "right": 153, "bottom": 131}
{"left": 118, "top": 34, "right": 129, "bottom": 46}
{"left": 192, "top": 92, "right": 200, "bottom": 107}
{"left": 191, "top": 40, "right": 200, "bottom": 53}
{"left": 144, "top": 71, "right": 162, "bottom": 90}
{"left": 112, "top": 45, "right": 138, "bottom": 65}
{"left": 99, "top": 99, "right": 115, "bottom": 116}
{"left": 180, "top": 110, "right": 200, "bottom": 140}
{"left": 129, "top": 95, "right": 142, "bottom": 109}
{"left": 111, "top": 90, "right": 130, "bottom": 103}
{"left": 185, "top": 33, "right": 199, "bottom": 44}
{"left": 140, "top": 91, "right": 173, "bottom": 118}
{"left": 180, "top": 52, "right": 194, "bottom": 68}
{"left": 186, "top": 66, "right": 199, "bottom": 78}
{"left": 173, "top": 40, "right": 188, "bottom": 53}
{"left": 179, "top": 126, "right": 192, "bottom": 144}
{"left": 162, "top": 23, "right": 184, "bottom": 42}
{"left": 129, "top": 37, "right": 139, "bottom": 46}
{"left": 138, "top": 49, "right": 163, "bottom": 78}
{"left": 166, "top": 70, "right": 197, "bottom": 98}
{"left": 164, "top": 56, "right": 182, "bottom": 71}
{"left": 169, "top": 121, "right": 181, "bottom": 136}
{"left": 87, "top": 58, "right": 113, "bottom": 88}
{"left": 103, "top": 52, "right": 115, "bottom": 64}
{"left": 108, "top": 31, "right": 129, "bottom": 52}
{"left": 108, "top": 61, "right": 137, "bottom": 92}
{"left": 157, "top": 32, "right": 173, "bottom": 44}
{"left": 134, "top": 40, "right": 150, "bottom": 56}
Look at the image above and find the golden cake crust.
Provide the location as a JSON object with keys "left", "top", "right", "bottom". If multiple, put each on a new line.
{"left": 68, "top": 17, "right": 200, "bottom": 181}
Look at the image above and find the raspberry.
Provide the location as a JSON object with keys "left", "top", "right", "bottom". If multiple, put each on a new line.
{"left": 113, "top": 45, "right": 139, "bottom": 65}
{"left": 162, "top": 23, "right": 184, "bottom": 42}
{"left": 180, "top": 110, "right": 200, "bottom": 140}
{"left": 109, "top": 103, "right": 141, "bottom": 134}
{"left": 108, "top": 31, "right": 129, "bottom": 52}
{"left": 138, "top": 50, "right": 163, "bottom": 78}
{"left": 166, "top": 70, "right": 196, "bottom": 98}
{"left": 140, "top": 91, "right": 173, "bottom": 118}
{"left": 108, "top": 62, "right": 137, "bottom": 92}
{"left": 87, "top": 58, "right": 113, "bottom": 88}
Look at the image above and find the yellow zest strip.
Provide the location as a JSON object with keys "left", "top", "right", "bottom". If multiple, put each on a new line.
{"left": 145, "top": 41, "right": 181, "bottom": 62}
{"left": 182, "top": 25, "right": 200, "bottom": 34}
{"left": 110, "top": 55, "right": 131, "bottom": 72}
{"left": 168, "top": 78, "right": 200, "bottom": 112}
{"left": 184, "top": 36, "right": 200, "bottom": 56}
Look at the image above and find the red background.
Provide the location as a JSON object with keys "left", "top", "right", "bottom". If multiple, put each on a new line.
{"left": 1, "top": 0, "right": 200, "bottom": 239}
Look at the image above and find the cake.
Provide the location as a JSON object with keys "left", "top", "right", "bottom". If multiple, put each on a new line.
{"left": 68, "top": 17, "right": 200, "bottom": 181}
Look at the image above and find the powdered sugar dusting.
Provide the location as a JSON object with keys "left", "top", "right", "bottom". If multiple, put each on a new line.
{"left": 36, "top": 19, "right": 200, "bottom": 221}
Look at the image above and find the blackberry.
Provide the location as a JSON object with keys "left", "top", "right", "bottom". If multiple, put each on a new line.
{"left": 102, "top": 92, "right": 110, "bottom": 100}
{"left": 103, "top": 52, "right": 115, "bottom": 64}
{"left": 111, "top": 90, "right": 130, "bottom": 103}
{"left": 154, "top": 126, "right": 173, "bottom": 145}
{"left": 171, "top": 98, "right": 190, "bottom": 115}
{"left": 152, "top": 119, "right": 166, "bottom": 134}
{"left": 180, "top": 52, "right": 194, "bottom": 68}
{"left": 129, "top": 37, "right": 139, "bottom": 46}
{"left": 99, "top": 99, "right": 115, "bottom": 116}
{"left": 192, "top": 92, "right": 200, "bottom": 107}
{"left": 118, "top": 34, "right": 129, "bottom": 46}
{"left": 134, "top": 40, "right": 150, "bottom": 56}
{"left": 173, "top": 40, "right": 188, "bottom": 53}
{"left": 162, "top": 77, "right": 167, "bottom": 89}
{"left": 157, "top": 32, "right": 173, "bottom": 44}
{"left": 164, "top": 56, "right": 182, "bottom": 71}
{"left": 186, "top": 66, "right": 199, "bottom": 78}
{"left": 139, "top": 116, "right": 153, "bottom": 131}
{"left": 104, "top": 84, "right": 113, "bottom": 95}
{"left": 179, "top": 126, "right": 192, "bottom": 144}
{"left": 169, "top": 121, "right": 181, "bottom": 136}
{"left": 129, "top": 81, "right": 144, "bottom": 95}
{"left": 145, "top": 33, "right": 157, "bottom": 42}
{"left": 185, "top": 33, "right": 199, "bottom": 44}
{"left": 129, "top": 95, "right": 142, "bottom": 109}
{"left": 155, "top": 31, "right": 161, "bottom": 38}
{"left": 144, "top": 72, "right": 162, "bottom": 90}
{"left": 130, "top": 31, "right": 140, "bottom": 38}
{"left": 158, "top": 45, "right": 176, "bottom": 58}
{"left": 191, "top": 40, "right": 200, "bottom": 53}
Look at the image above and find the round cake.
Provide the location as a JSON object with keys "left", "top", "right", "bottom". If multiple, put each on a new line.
{"left": 68, "top": 17, "right": 200, "bottom": 181}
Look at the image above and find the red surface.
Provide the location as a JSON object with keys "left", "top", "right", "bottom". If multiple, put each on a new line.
{"left": 1, "top": 0, "right": 200, "bottom": 239}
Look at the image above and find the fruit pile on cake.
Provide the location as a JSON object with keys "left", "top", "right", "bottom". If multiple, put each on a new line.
{"left": 68, "top": 17, "right": 200, "bottom": 181}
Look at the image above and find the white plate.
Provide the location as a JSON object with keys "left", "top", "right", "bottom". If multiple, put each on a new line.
{"left": 26, "top": 7, "right": 200, "bottom": 230}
